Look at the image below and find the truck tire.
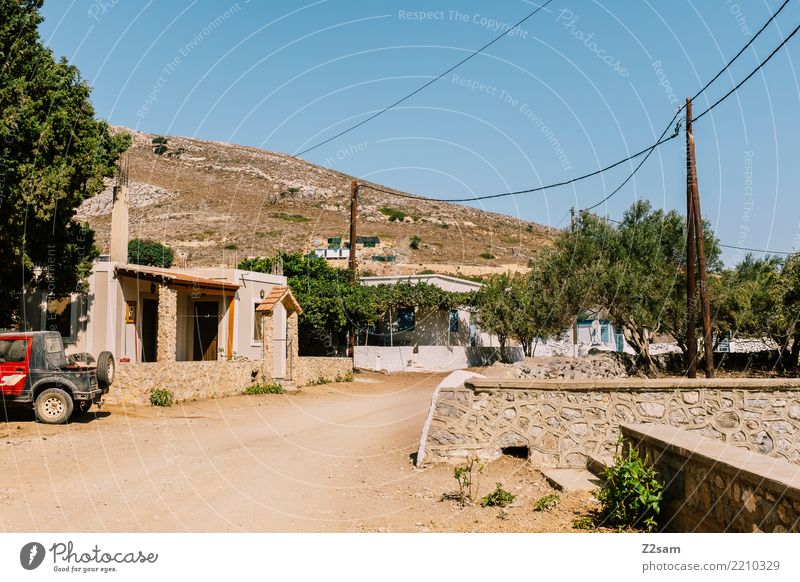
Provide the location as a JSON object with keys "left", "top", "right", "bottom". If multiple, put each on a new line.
{"left": 96, "top": 351, "right": 115, "bottom": 387}
{"left": 35, "top": 388, "right": 74, "bottom": 424}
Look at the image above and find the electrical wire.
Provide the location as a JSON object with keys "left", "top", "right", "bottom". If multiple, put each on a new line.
{"left": 292, "top": 0, "right": 555, "bottom": 158}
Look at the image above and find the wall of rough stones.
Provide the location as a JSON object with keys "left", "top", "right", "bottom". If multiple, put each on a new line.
{"left": 419, "top": 378, "right": 800, "bottom": 467}
{"left": 106, "top": 360, "right": 264, "bottom": 405}
{"left": 295, "top": 357, "right": 353, "bottom": 387}
{"left": 622, "top": 424, "right": 800, "bottom": 533}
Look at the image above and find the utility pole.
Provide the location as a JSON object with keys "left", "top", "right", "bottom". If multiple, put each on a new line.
{"left": 347, "top": 180, "right": 359, "bottom": 357}
{"left": 685, "top": 98, "right": 697, "bottom": 378}
{"left": 686, "top": 98, "right": 715, "bottom": 378}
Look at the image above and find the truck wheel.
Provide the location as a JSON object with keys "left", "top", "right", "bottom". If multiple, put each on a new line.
{"left": 96, "top": 351, "right": 115, "bottom": 387}
{"left": 35, "top": 388, "right": 74, "bottom": 424}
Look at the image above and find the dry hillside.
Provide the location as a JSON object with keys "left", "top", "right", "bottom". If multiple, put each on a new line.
{"left": 78, "top": 127, "right": 557, "bottom": 275}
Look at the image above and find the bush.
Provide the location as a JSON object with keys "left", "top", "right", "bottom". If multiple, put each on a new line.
{"left": 596, "top": 441, "right": 664, "bottom": 532}
{"left": 149, "top": 388, "right": 173, "bottom": 407}
{"left": 481, "top": 482, "right": 515, "bottom": 507}
{"left": 572, "top": 515, "right": 595, "bottom": 530}
{"left": 243, "top": 382, "right": 284, "bottom": 395}
{"left": 409, "top": 235, "right": 421, "bottom": 250}
{"left": 128, "top": 239, "right": 175, "bottom": 268}
{"left": 270, "top": 212, "right": 308, "bottom": 223}
{"left": 441, "top": 457, "right": 483, "bottom": 506}
{"left": 334, "top": 371, "right": 354, "bottom": 383}
{"left": 533, "top": 493, "right": 560, "bottom": 511}
{"left": 379, "top": 207, "right": 406, "bottom": 222}
{"left": 479, "top": 252, "right": 496, "bottom": 260}
{"left": 224, "top": 243, "right": 238, "bottom": 250}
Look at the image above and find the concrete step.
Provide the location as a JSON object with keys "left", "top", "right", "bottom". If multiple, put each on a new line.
{"left": 586, "top": 454, "right": 614, "bottom": 477}
{"left": 543, "top": 468, "right": 604, "bottom": 492}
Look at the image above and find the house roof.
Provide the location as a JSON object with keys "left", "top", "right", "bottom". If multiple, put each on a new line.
{"left": 359, "top": 273, "right": 482, "bottom": 292}
{"left": 115, "top": 264, "right": 240, "bottom": 292}
{"left": 256, "top": 285, "right": 302, "bottom": 315}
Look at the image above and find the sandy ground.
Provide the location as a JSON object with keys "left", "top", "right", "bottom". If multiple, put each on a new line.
{"left": 0, "top": 372, "right": 597, "bottom": 533}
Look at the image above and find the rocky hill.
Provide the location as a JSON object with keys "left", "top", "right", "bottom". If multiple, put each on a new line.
{"left": 78, "top": 127, "right": 557, "bottom": 276}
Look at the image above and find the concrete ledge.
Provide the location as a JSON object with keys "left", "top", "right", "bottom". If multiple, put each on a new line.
{"left": 467, "top": 377, "right": 800, "bottom": 392}
{"left": 622, "top": 423, "right": 800, "bottom": 532}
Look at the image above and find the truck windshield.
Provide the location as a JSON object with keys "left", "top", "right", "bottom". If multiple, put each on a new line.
{"left": 0, "top": 339, "right": 28, "bottom": 363}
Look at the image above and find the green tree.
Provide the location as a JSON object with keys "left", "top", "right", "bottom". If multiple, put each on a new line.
{"left": 474, "top": 273, "right": 514, "bottom": 361}
{"left": 127, "top": 239, "right": 175, "bottom": 268}
{"left": 0, "top": 0, "right": 130, "bottom": 326}
{"left": 547, "top": 201, "right": 721, "bottom": 375}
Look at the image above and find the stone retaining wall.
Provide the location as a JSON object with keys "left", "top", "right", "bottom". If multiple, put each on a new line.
{"left": 295, "top": 357, "right": 353, "bottom": 387}
{"left": 622, "top": 424, "right": 800, "bottom": 532}
{"left": 419, "top": 378, "right": 800, "bottom": 467}
{"left": 107, "top": 360, "right": 264, "bottom": 405}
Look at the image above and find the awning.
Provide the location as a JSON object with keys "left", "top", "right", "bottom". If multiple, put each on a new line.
{"left": 115, "top": 264, "right": 240, "bottom": 293}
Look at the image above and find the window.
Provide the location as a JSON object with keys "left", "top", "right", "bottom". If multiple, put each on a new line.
{"left": 449, "top": 309, "right": 460, "bottom": 332}
{"left": 0, "top": 339, "right": 28, "bottom": 363}
{"left": 254, "top": 304, "right": 265, "bottom": 342}
{"left": 396, "top": 307, "right": 415, "bottom": 332}
{"left": 46, "top": 296, "right": 73, "bottom": 339}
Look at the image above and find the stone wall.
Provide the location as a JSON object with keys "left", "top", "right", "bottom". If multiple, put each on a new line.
{"left": 418, "top": 377, "right": 800, "bottom": 467}
{"left": 295, "top": 357, "right": 353, "bottom": 387}
{"left": 107, "top": 360, "right": 264, "bottom": 405}
{"left": 622, "top": 424, "right": 800, "bottom": 533}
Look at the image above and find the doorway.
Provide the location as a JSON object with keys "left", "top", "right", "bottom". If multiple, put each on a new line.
{"left": 141, "top": 299, "right": 158, "bottom": 362}
{"left": 193, "top": 301, "right": 219, "bottom": 361}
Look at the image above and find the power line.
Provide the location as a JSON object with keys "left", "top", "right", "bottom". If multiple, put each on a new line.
{"left": 719, "top": 243, "right": 792, "bottom": 256}
{"left": 292, "top": 0, "right": 555, "bottom": 158}
{"left": 693, "top": 21, "right": 800, "bottom": 122}
{"left": 361, "top": 3, "right": 797, "bottom": 206}
{"left": 584, "top": 0, "right": 793, "bottom": 212}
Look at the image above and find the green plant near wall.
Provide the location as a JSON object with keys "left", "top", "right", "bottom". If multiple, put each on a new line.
{"left": 533, "top": 493, "right": 560, "bottom": 511}
{"left": 481, "top": 483, "right": 515, "bottom": 507}
{"left": 441, "top": 456, "right": 483, "bottom": 506}
{"left": 596, "top": 440, "right": 664, "bottom": 532}
{"left": 149, "top": 388, "right": 174, "bottom": 407}
{"left": 243, "top": 382, "right": 284, "bottom": 395}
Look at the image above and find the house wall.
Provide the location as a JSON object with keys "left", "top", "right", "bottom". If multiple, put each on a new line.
{"left": 227, "top": 269, "right": 287, "bottom": 361}
{"left": 295, "top": 357, "right": 353, "bottom": 387}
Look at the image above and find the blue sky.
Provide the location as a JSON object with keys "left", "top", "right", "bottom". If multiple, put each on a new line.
{"left": 40, "top": 0, "right": 800, "bottom": 266}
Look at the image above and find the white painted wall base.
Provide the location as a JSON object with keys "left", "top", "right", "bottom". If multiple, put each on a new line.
{"left": 354, "top": 345, "right": 524, "bottom": 372}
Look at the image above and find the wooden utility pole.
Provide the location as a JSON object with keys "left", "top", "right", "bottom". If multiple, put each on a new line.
{"left": 685, "top": 98, "right": 715, "bottom": 378}
{"left": 685, "top": 99, "right": 697, "bottom": 378}
{"left": 347, "top": 180, "right": 359, "bottom": 357}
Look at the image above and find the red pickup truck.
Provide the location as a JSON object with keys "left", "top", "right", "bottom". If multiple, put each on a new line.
{"left": 0, "top": 331, "right": 114, "bottom": 424}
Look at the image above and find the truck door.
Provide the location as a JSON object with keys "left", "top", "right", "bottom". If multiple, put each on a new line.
{"left": 0, "top": 337, "right": 31, "bottom": 397}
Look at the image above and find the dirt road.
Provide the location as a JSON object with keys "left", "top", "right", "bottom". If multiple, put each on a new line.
{"left": 1, "top": 372, "right": 594, "bottom": 532}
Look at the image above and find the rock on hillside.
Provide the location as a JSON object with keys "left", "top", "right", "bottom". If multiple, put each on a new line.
{"left": 78, "top": 127, "right": 556, "bottom": 271}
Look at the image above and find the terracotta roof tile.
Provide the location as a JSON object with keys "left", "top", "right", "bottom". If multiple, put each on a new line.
{"left": 256, "top": 285, "right": 302, "bottom": 314}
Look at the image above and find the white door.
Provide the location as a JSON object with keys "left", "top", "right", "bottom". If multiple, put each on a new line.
{"left": 272, "top": 304, "right": 287, "bottom": 378}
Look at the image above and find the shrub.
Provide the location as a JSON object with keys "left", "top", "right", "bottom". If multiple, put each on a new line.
{"left": 533, "top": 493, "right": 560, "bottom": 511}
{"left": 128, "top": 239, "right": 175, "bottom": 268}
{"left": 224, "top": 243, "right": 238, "bottom": 250}
{"left": 243, "top": 382, "right": 284, "bottom": 395}
{"left": 596, "top": 441, "right": 664, "bottom": 532}
{"left": 572, "top": 515, "right": 595, "bottom": 530}
{"left": 479, "top": 252, "right": 496, "bottom": 260}
{"left": 481, "top": 482, "right": 515, "bottom": 507}
{"left": 335, "top": 371, "right": 354, "bottom": 383}
{"left": 149, "top": 388, "right": 173, "bottom": 407}
{"left": 379, "top": 207, "right": 406, "bottom": 222}
{"left": 270, "top": 212, "right": 309, "bottom": 223}
{"left": 409, "top": 235, "right": 421, "bottom": 250}
{"left": 441, "top": 457, "right": 483, "bottom": 506}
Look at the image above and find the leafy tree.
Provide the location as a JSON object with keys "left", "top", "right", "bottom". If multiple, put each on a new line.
{"left": 718, "top": 253, "right": 800, "bottom": 369}
{"left": 474, "top": 273, "right": 513, "bottom": 361}
{"left": 128, "top": 239, "right": 175, "bottom": 268}
{"left": 0, "top": 0, "right": 130, "bottom": 326}
{"left": 547, "top": 201, "right": 720, "bottom": 375}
